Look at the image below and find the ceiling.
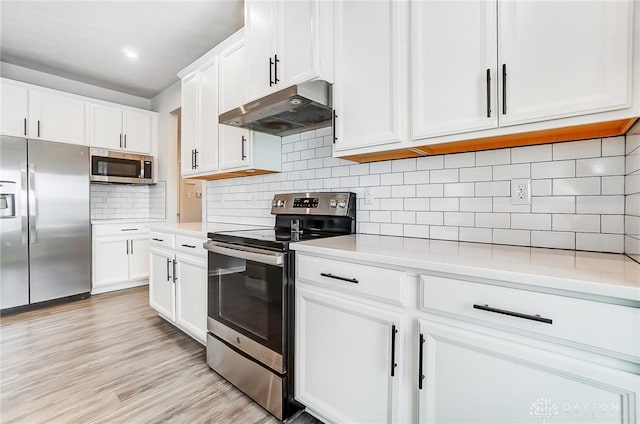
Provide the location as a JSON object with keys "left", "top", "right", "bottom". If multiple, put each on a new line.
{"left": 0, "top": 1, "right": 244, "bottom": 99}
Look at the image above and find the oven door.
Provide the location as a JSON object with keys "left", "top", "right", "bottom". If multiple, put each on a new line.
{"left": 205, "top": 240, "right": 286, "bottom": 373}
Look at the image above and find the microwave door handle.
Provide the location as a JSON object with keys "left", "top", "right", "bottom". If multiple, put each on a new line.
{"left": 204, "top": 241, "right": 284, "bottom": 267}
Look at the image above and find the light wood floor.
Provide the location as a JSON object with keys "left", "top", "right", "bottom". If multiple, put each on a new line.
{"left": 0, "top": 287, "right": 321, "bottom": 424}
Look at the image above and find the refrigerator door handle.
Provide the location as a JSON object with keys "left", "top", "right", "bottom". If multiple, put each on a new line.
{"left": 28, "top": 163, "right": 37, "bottom": 244}
{"left": 20, "top": 164, "right": 28, "bottom": 244}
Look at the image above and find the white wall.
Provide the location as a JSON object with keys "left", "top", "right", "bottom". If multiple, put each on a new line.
{"left": 0, "top": 61, "right": 151, "bottom": 109}
{"left": 150, "top": 81, "right": 181, "bottom": 223}
{"left": 207, "top": 128, "right": 628, "bottom": 254}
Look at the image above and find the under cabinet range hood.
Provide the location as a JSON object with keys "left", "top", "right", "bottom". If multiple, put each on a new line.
{"left": 219, "top": 80, "right": 332, "bottom": 136}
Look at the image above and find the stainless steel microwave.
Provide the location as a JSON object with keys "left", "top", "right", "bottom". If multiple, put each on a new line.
{"left": 89, "top": 148, "right": 154, "bottom": 184}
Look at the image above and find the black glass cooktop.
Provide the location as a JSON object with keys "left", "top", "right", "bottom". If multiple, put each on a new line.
{"left": 208, "top": 227, "right": 343, "bottom": 251}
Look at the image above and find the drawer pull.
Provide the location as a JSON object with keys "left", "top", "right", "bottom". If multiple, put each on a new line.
{"left": 390, "top": 324, "right": 398, "bottom": 377}
{"left": 120, "top": 228, "right": 138, "bottom": 231}
{"left": 152, "top": 238, "right": 164, "bottom": 242}
{"left": 418, "top": 333, "right": 425, "bottom": 390}
{"left": 181, "top": 244, "right": 196, "bottom": 249}
{"left": 473, "top": 304, "right": 552, "bottom": 325}
{"left": 320, "top": 272, "right": 358, "bottom": 284}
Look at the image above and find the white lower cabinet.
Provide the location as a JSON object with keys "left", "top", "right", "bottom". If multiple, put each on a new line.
{"left": 418, "top": 319, "right": 639, "bottom": 424}
{"left": 295, "top": 285, "right": 403, "bottom": 424}
{"left": 91, "top": 224, "right": 151, "bottom": 293}
{"left": 149, "top": 231, "right": 207, "bottom": 344}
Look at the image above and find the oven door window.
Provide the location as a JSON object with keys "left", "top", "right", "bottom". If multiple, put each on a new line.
{"left": 209, "top": 253, "right": 283, "bottom": 354}
{"left": 91, "top": 156, "right": 141, "bottom": 178}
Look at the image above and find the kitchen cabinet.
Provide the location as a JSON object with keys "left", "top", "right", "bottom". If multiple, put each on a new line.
{"left": 296, "top": 285, "right": 402, "bottom": 424}
{"left": 219, "top": 38, "right": 246, "bottom": 114}
{"left": 418, "top": 319, "right": 638, "bottom": 424}
{"left": 88, "top": 102, "right": 155, "bottom": 154}
{"left": 245, "top": 0, "right": 332, "bottom": 103}
{"left": 498, "top": 1, "right": 633, "bottom": 126}
{"left": 219, "top": 126, "right": 280, "bottom": 172}
{"left": 180, "top": 58, "right": 219, "bottom": 177}
{"left": 411, "top": 1, "right": 498, "bottom": 139}
{"left": 333, "top": 0, "right": 408, "bottom": 152}
{"left": 92, "top": 223, "right": 152, "bottom": 294}
{"left": 149, "top": 230, "right": 207, "bottom": 344}
{"left": 29, "top": 89, "right": 85, "bottom": 145}
{"left": 1, "top": 79, "right": 29, "bottom": 137}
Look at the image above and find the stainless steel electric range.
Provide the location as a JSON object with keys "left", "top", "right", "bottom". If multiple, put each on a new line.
{"left": 204, "top": 192, "right": 356, "bottom": 420}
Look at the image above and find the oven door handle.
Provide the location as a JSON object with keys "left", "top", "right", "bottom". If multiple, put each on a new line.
{"left": 204, "top": 241, "right": 284, "bottom": 267}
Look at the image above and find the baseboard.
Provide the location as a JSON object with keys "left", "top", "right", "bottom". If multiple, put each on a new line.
{"left": 91, "top": 279, "right": 148, "bottom": 295}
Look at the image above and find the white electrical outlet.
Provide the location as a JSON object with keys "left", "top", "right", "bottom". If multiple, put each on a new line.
{"left": 364, "top": 187, "right": 375, "bottom": 205}
{"left": 511, "top": 179, "right": 531, "bottom": 205}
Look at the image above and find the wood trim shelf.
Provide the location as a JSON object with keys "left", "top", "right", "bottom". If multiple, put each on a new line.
{"left": 340, "top": 118, "right": 638, "bottom": 163}
{"left": 185, "top": 169, "right": 278, "bottom": 181}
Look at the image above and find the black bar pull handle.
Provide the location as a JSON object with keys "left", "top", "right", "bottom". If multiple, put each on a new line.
{"left": 194, "top": 149, "right": 198, "bottom": 169}
{"left": 166, "top": 258, "right": 171, "bottom": 281}
{"left": 390, "top": 324, "right": 398, "bottom": 377}
{"left": 126, "top": 239, "right": 129, "bottom": 255}
{"left": 502, "top": 64, "right": 507, "bottom": 115}
{"left": 152, "top": 238, "right": 164, "bottom": 242}
{"left": 418, "top": 333, "right": 425, "bottom": 390}
{"left": 269, "top": 56, "right": 274, "bottom": 86}
{"left": 486, "top": 68, "right": 492, "bottom": 118}
{"left": 332, "top": 111, "right": 337, "bottom": 143}
{"left": 37, "top": 120, "right": 40, "bottom": 138}
{"left": 191, "top": 149, "right": 196, "bottom": 169}
{"left": 241, "top": 135, "right": 247, "bottom": 160}
{"left": 274, "top": 54, "right": 279, "bottom": 84}
{"left": 320, "top": 272, "right": 358, "bottom": 284}
{"left": 124, "top": 134, "right": 127, "bottom": 149}
{"left": 120, "top": 228, "right": 139, "bottom": 231}
{"left": 181, "top": 244, "right": 196, "bottom": 249}
{"left": 473, "top": 304, "right": 552, "bottom": 324}
{"left": 172, "top": 260, "right": 177, "bottom": 284}
{"left": 120, "top": 134, "right": 123, "bottom": 148}
{"left": 24, "top": 118, "right": 27, "bottom": 136}
{"left": 130, "top": 239, "right": 134, "bottom": 255}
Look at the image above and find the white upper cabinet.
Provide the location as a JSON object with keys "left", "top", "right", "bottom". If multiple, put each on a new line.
{"left": 219, "top": 39, "right": 247, "bottom": 114}
{"left": 1, "top": 79, "right": 29, "bottom": 137}
{"left": 89, "top": 102, "right": 154, "bottom": 154}
{"left": 411, "top": 1, "right": 498, "bottom": 139}
{"left": 498, "top": 1, "right": 633, "bottom": 126}
{"left": 333, "top": 0, "right": 408, "bottom": 151}
{"left": 29, "top": 89, "right": 85, "bottom": 145}
{"left": 245, "top": 0, "right": 331, "bottom": 103}
{"left": 219, "top": 125, "right": 250, "bottom": 170}
{"left": 179, "top": 57, "right": 219, "bottom": 177}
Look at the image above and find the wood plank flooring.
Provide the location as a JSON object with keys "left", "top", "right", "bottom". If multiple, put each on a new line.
{"left": 0, "top": 287, "right": 321, "bottom": 424}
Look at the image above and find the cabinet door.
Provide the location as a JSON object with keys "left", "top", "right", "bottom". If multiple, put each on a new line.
{"left": 196, "top": 59, "right": 218, "bottom": 173}
{"left": 29, "top": 89, "right": 85, "bottom": 145}
{"left": 219, "top": 40, "right": 247, "bottom": 114}
{"left": 295, "top": 286, "right": 401, "bottom": 423}
{"left": 149, "top": 248, "right": 175, "bottom": 320}
{"left": 123, "top": 109, "right": 152, "bottom": 154}
{"left": 276, "top": 0, "right": 319, "bottom": 88}
{"left": 219, "top": 125, "right": 250, "bottom": 170}
{"left": 180, "top": 72, "right": 199, "bottom": 176}
{"left": 93, "top": 236, "right": 130, "bottom": 287}
{"left": 245, "top": 0, "right": 277, "bottom": 102}
{"left": 417, "top": 319, "right": 639, "bottom": 424}
{"left": 411, "top": 1, "right": 498, "bottom": 141}
{"left": 333, "top": 0, "right": 408, "bottom": 152}
{"left": 89, "top": 103, "right": 123, "bottom": 150}
{"left": 498, "top": 1, "right": 633, "bottom": 126}
{"left": 1, "top": 80, "right": 28, "bottom": 137}
{"left": 129, "top": 235, "right": 150, "bottom": 281}
{"left": 174, "top": 254, "right": 207, "bottom": 343}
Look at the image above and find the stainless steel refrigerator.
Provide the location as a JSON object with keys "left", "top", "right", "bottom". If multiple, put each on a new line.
{"left": 1, "top": 136, "right": 90, "bottom": 310}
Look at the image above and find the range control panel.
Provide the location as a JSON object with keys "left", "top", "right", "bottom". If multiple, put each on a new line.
{"left": 271, "top": 192, "right": 355, "bottom": 216}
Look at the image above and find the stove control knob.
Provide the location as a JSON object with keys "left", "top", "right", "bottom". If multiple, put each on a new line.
{"left": 337, "top": 200, "right": 347, "bottom": 208}
{"left": 276, "top": 199, "right": 285, "bottom": 207}
{"left": 330, "top": 199, "right": 337, "bottom": 208}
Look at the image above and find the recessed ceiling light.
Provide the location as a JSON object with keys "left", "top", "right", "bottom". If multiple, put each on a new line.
{"left": 122, "top": 48, "right": 138, "bottom": 59}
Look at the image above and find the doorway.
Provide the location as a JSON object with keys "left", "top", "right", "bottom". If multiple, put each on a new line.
{"left": 176, "top": 111, "right": 203, "bottom": 223}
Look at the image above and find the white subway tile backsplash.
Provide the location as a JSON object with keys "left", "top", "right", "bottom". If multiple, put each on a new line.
{"left": 444, "top": 152, "right": 475, "bottom": 168}
{"left": 91, "top": 182, "right": 166, "bottom": 220}
{"left": 576, "top": 156, "right": 625, "bottom": 177}
{"left": 493, "top": 163, "right": 530, "bottom": 180}
{"left": 531, "top": 160, "right": 575, "bottom": 179}
{"left": 207, "top": 133, "right": 628, "bottom": 254}
{"left": 576, "top": 233, "right": 624, "bottom": 253}
{"left": 511, "top": 144, "right": 552, "bottom": 163}
{"left": 627, "top": 152, "right": 640, "bottom": 175}
{"left": 553, "top": 138, "right": 601, "bottom": 160}
{"left": 476, "top": 149, "right": 510, "bottom": 166}
{"left": 552, "top": 177, "right": 600, "bottom": 196}
{"left": 576, "top": 195, "right": 625, "bottom": 215}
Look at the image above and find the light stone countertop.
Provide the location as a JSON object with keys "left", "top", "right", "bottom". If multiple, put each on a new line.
{"left": 148, "top": 222, "right": 267, "bottom": 238}
{"left": 291, "top": 234, "right": 640, "bottom": 303}
{"left": 91, "top": 218, "right": 166, "bottom": 225}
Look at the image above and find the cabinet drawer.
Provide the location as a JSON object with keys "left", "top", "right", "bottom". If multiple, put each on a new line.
{"left": 421, "top": 275, "right": 640, "bottom": 359}
{"left": 296, "top": 254, "right": 406, "bottom": 306}
{"left": 150, "top": 231, "right": 175, "bottom": 250}
{"left": 176, "top": 234, "right": 206, "bottom": 258}
{"left": 93, "top": 223, "right": 150, "bottom": 236}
